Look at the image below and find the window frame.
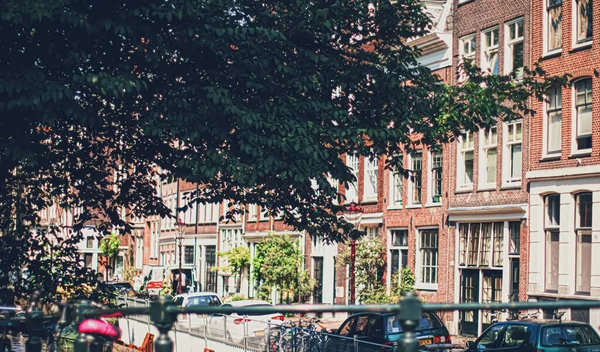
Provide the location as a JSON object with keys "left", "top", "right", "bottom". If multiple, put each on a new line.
{"left": 458, "top": 222, "right": 505, "bottom": 268}
{"left": 545, "top": 0, "right": 563, "bottom": 54}
{"left": 572, "top": 78, "right": 593, "bottom": 153}
{"left": 544, "top": 194, "right": 561, "bottom": 292}
{"left": 363, "top": 155, "right": 379, "bottom": 202}
{"left": 457, "top": 131, "right": 475, "bottom": 190}
{"left": 389, "top": 155, "right": 404, "bottom": 209}
{"left": 544, "top": 85, "right": 562, "bottom": 157}
{"left": 247, "top": 204, "right": 258, "bottom": 222}
{"left": 458, "top": 34, "right": 477, "bottom": 81}
{"left": 575, "top": 192, "right": 592, "bottom": 294}
{"left": 502, "top": 120, "right": 523, "bottom": 186}
{"left": 408, "top": 151, "right": 423, "bottom": 206}
{"left": 481, "top": 26, "right": 500, "bottom": 75}
{"left": 479, "top": 126, "right": 498, "bottom": 189}
{"left": 428, "top": 148, "right": 443, "bottom": 204}
{"left": 504, "top": 18, "right": 524, "bottom": 77}
{"left": 345, "top": 154, "right": 359, "bottom": 204}
{"left": 573, "top": 0, "right": 593, "bottom": 45}
{"left": 416, "top": 228, "right": 439, "bottom": 290}
{"left": 388, "top": 228, "right": 409, "bottom": 291}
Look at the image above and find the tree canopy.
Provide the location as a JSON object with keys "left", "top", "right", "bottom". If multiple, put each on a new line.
{"left": 0, "top": 0, "right": 564, "bottom": 300}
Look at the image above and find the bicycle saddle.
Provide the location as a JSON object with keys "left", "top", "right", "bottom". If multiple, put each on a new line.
{"left": 79, "top": 319, "right": 121, "bottom": 339}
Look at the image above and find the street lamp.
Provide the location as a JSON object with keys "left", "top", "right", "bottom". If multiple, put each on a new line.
{"left": 344, "top": 201, "right": 363, "bottom": 305}
{"left": 176, "top": 219, "right": 185, "bottom": 294}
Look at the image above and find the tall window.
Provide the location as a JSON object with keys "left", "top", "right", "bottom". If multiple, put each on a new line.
{"left": 459, "top": 223, "right": 504, "bottom": 267}
{"left": 547, "top": 0, "right": 562, "bottom": 51}
{"left": 546, "top": 86, "right": 562, "bottom": 155}
{"left": 505, "top": 18, "right": 524, "bottom": 77}
{"left": 418, "top": 229, "right": 438, "bottom": 285}
{"left": 459, "top": 34, "right": 476, "bottom": 81}
{"left": 504, "top": 120, "right": 522, "bottom": 183}
{"left": 458, "top": 131, "right": 475, "bottom": 189}
{"left": 363, "top": 156, "right": 378, "bottom": 201}
{"left": 247, "top": 204, "right": 257, "bottom": 221}
{"left": 345, "top": 154, "right": 359, "bottom": 203}
{"left": 482, "top": 27, "right": 499, "bottom": 75}
{"left": 390, "top": 155, "right": 403, "bottom": 208}
{"left": 184, "top": 246, "right": 194, "bottom": 264}
{"left": 574, "top": 79, "right": 592, "bottom": 151}
{"left": 410, "top": 152, "right": 422, "bottom": 204}
{"left": 576, "top": 0, "right": 593, "bottom": 43}
{"left": 390, "top": 229, "right": 408, "bottom": 283}
{"left": 480, "top": 126, "right": 498, "bottom": 187}
{"left": 545, "top": 194, "right": 560, "bottom": 291}
{"left": 509, "top": 221, "right": 521, "bottom": 254}
{"left": 575, "top": 193, "right": 592, "bottom": 293}
{"left": 430, "top": 149, "right": 442, "bottom": 203}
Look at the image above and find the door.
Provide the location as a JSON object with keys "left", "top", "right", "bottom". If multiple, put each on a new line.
{"left": 510, "top": 258, "right": 519, "bottom": 301}
{"left": 204, "top": 246, "right": 217, "bottom": 292}
{"left": 482, "top": 270, "right": 503, "bottom": 331}
{"left": 313, "top": 257, "right": 324, "bottom": 304}
{"left": 461, "top": 270, "right": 479, "bottom": 336}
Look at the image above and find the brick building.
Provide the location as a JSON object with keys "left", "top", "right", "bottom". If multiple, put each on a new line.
{"left": 526, "top": 0, "right": 599, "bottom": 326}
{"left": 448, "top": 0, "right": 531, "bottom": 336}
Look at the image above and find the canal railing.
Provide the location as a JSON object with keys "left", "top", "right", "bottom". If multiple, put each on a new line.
{"left": 2, "top": 292, "right": 600, "bottom": 352}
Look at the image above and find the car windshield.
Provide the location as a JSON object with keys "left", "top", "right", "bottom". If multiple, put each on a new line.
{"left": 187, "top": 296, "right": 220, "bottom": 307}
{"left": 385, "top": 312, "right": 443, "bottom": 334}
{"left": 541, "top": 325, "right": 600, "bottom": 346}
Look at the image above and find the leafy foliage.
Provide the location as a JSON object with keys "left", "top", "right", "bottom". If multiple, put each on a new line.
{"left": 0, "top": 0, "right": 567, "bottom": 301}
{"left": 338, "top": 236, "right": 387, "bottom": 303}
{"left": 253, "top": 233, "right": 314, "bottom": 301}
{"left": 99, "top": 233, "right": 121, "bottom": 260}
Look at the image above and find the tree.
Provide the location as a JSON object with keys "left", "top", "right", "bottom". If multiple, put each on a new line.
{"left": 338, "top": 236, "right": 387, "bottom": 303}
{"left": 217, "top": 246, "right": 250, "bottom": 294}
{"left": 99, "top": 233, "right": 121, "bottom": 281}
{"left": 253, "top": 233, "right": 314, "bottom": 302}
{"left": 0, "top": 0, "right": 566, "bottom": 301}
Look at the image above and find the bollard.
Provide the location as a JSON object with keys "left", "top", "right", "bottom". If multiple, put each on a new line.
{"left": 266, "top": 322, "right": 271, "bottom": 351}
{"left": 24, "top": 304, "right": 44, "bottom": 352}
{"left": 150, "top": 296, "right": 176, "bottom": 352}
{"left": 73, "top": 300, "right": 94, "bottom": 352}
{"left": 398, "top": 292, "right": 421, "bottom": 352}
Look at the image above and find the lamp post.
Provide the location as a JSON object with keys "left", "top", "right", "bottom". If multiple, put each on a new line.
{"left": 344, "top": 201, "right": 363, "bottom": 305}
{"left": 176, "top": 219, "right": 185, "bottom": 294}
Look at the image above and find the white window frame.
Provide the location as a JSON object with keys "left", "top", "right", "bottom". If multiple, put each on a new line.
{"left": 572, "top": 78, "right": 593, "bottom": 154}
{"left": 502, "top": 120, "right": 523, "bottom": 187}
{"left": 544, "top": 0, "right": 563, "bottom": 54}
{"left": 478, "top": 126, "right": 498, "bottom": 189}
{"left": 544, "top": 85, "right": 563, "bottom": 157}
{"left": 408, "top": 151, "right": 423, "bottom": 206}
{"left": 328, "top": 176, "right": 340, "bottom": 205}
{"left": 572, "top": 0, "right": 593, "bottom": 47}
{"left": 504, "top": 18, "right": 524, "bottom": 77}
{"left": 345, "top": 154, "right": 359, "bottom": 204}
{"left": 428, "top": 149, "right": 443, "bottom": 205}
{"left": 388, "top": 155, "right": 403, "bottom": 209}
{"left": 387, "top": 228, "right": 409, "bottom": 292}
{"left": 457, "top": 131, "right": 475, "bottom": 190}
{"left": 458, "top": 34, "right": 477, "bottom": 81}
{"left": 544, "top": 194, "right": 560, "bottom": 292}
{"left": 363, "top": 155, "right": 378, "bottom": 202}
{"left": 247, "top": 204, "right": 257, "bottom": 222}
{"left": 481, "top": 26, "right": 499, "bottom": 75}
{"left": 415, "top": 227, "right": 439, "bottom": 291}
{"left": 575, "top": 192, "right": 592, "bottom": 294}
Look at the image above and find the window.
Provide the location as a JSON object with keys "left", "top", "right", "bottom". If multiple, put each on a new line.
{"left": 345, "top": 154, "right": 359, "bottom": 203}
{"left": 501, "top": 325, "right": 528, "bottom": 347}
{"left": 390, "top": 229, "right": 408, "bottom": 284}
{"left": 547, "top": 0, "right": 562, "bottom": 51}
{"left": 184, "top": 246, "right": 194, "bottom": 264}
{"left": 575, "top": 0, "right": 593, "bottom": 43}
{"left": 430, "top": 149, "right": 442, "bottom": 203}
{"left": 389, "top": 155, "right": 403, "bottom": 208}
{"left": 459, "top": 34, "right": 476, "bottom": 81}
{"left": 482, "top": 27, "right": 499, "bottom": 75}
{"left": 477, "top": 324, "right": 504, "bottom": 348}
{"left": 459, "top": 223, "right": 504, "bottom": 267}
{"left": 247, "top": 204, "right": 257, "bottom": 221}
{"left": 418, "top": 229, "right": 438, "bottom": 285}
{"left": 545, "top": 86, "right": 562, "bottom": 155}
{"left": 362, "top": 226, "right": 379, "bottom": 239}
{"left": 84, "top": 253, "right": 93, "bottom": 268}
{"left": 363, "top": 156, "right": 378, "bottom": 201}
{"left": 504, "top": 120, "right": 522, "bottom": 183}
{"left": 574, "top": 79, "right": 592, "bottom": 151}
{"left": 545, "top": 194, "right": 560, "bottom": 291}
{"left": 505, "top": 18, "right": 524, "bottom": 77}
{"left": 509, "top": 221, "right": 520, "bottom": 254}
{"left": 409, "top": 152, "right": 422, "bottom": 204}
{"left": 575, "top": 192, "right": 592, "bottom": 293}
{"left": 458, "top": 131, "right": 475, "bottom": 188}
{"left": 86, "top": 236, "right": 94, "bottom": 249}
{"left": 480, "top": 126, "right": 498, "bottom": 187}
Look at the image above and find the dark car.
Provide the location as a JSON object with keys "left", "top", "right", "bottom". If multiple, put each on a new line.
{"left": 325, "top": 312, "right": 451, "bottom": 351}
{"left": 464, "top": 319, "right": 600, "bottom": 352}
{"left": 105, "top": 282, "right": 135, "bottom": 295}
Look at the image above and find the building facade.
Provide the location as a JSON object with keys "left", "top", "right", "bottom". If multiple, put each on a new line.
{"left": 526, "top": 0, "right": 599, "bottom": 327}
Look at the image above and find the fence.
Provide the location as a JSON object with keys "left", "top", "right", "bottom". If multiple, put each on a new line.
{"left": 3, "top": 292, "right": 600, "bottom": 352}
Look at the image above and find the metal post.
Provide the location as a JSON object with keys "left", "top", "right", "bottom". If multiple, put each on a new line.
{"left": 24, "top": 304, "right": 43, "bottom": 352}
{"left": 349, "top": 240, "right": 356, "bottom": 304}
{"left": 266, "top": 322, "right": 271, "bottom": 352}
{"left": 398, "top": 292, "right": 421, "bottom": 352}
{"left": 74, "top": 300, "right": 94, "bottom": 352}
{"left": 150, "top": 296, "right": 175, "bottom": 352}
{"left": 320, "top": 330, "right": 326, "bottom": 352}
{"left": 291, "top": 326, "right": 296, "bottom": 352}
{"left": 243, "top": 315, "right": 248, "bottom": 352}
{"left": 353, "top": 334, "right": 358, "bottom": 352}
{"left": 393, "top": 341, "right": 398, "bottom": 352}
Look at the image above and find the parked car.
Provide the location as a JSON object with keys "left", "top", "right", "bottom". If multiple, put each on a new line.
{"left": 105, "top": 282, "right": 135, "bottom": 296}
{"left": 326, "top": 312, "right": 451, "bottom": 352}
{"left": 173, "top": 292, "right": 222, "bottom": 328}
{"left": 207, "top": 300, "right": 285, "bottom": 345}
{"left": 464, "top": 319, "right": 600, "bottom": 352}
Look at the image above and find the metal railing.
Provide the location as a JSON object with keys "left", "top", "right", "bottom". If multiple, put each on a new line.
{"left": 2, "top": 292, "right": 600, "bottom": 352}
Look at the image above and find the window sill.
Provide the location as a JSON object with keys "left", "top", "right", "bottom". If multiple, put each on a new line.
{"left": 415, "top": 283, "right": 438, "bottom": 291}
{"left": 541, "top": 49, "right": 562, "bottom": 60}
{"left": 457, "top": 0, "right": 474, "bottom": 5}
{"left": 258, "top": 219, "right": 269, "bottom": 222}
{"left": 361, "top": 199, "right": 378, "bottom": 205}
{"left": 424, "top": 203, "right": 442, "bottom": 208}
{"left": 569, "top": 150, "right": 592, "bottom": 158}
{"left": 477, "top": 185, "right": 496, "bottom": 192}
{"left": 455, "top": 186, "right": 473, "bottom": 194}
{"left": 501, "top": 182, "right": 522, "bottom": 190}
{"left": 540, "top": 154, "right": 561, "bottom": 162}
{"left": 387, "top": 205, "right": 403, "bottom": 211}
{"left": 570, "top": 41, "right": 592, "bottom": 53}
{"left": 405, "top": 204, "right": 423, "bottom": 209}
{"left": 247, "top": 219, "right": 257, "bottom": 223}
